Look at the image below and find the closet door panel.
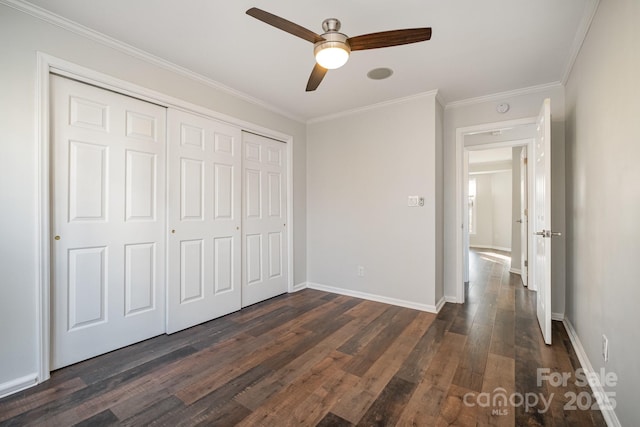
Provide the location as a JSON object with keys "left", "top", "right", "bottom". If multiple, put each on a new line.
{"left": 167, "top": 109, "right": 241, "bottom": 333}
{"left": 51, "top": 75, "right": 166, "bottom": 369}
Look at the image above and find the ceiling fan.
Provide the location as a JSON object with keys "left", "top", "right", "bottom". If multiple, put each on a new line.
{"left": 246, "top": 7, "right": 432, "bottom": 91}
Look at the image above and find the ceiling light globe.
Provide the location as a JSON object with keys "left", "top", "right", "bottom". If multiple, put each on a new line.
{"left": 314, "top": 32, "right": 351, "bottom": 70}
{"left": 315, "top": 45, "right": 350, "bottom": 69}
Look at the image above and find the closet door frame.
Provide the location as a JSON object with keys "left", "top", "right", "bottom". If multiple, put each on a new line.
{"left": 35, "top": 53, "right": 294, "bottom": 385}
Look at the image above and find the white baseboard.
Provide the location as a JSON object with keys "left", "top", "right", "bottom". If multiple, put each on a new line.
{"left": 444, "top": 295, "right": 460, "bottom": 304}
{"left": 290, "top": 282, "right": 308, "bottom": 292}
{"left": 509, "top": 268, "right": 522, "bottom": 275}
{"left": 562, "top": 318, "right": 621, "bottom": 427}
{"left": 551, "top": 312, "right": 565, "bottom": 321}
{"left": 0, "top": 373, "right": 38, "bottom": 399}
{"left": 306, "top": 282, "right": 443, "bottom": 313}
{"left": 469, "top": 245, "right": 511, "bottom": 252}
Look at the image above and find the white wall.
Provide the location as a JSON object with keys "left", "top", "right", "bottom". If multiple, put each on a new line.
{"left": 0, "top": 4, "right": 306, "bottom": 393}
{"left": 490, "top": 171, "right": 512, "bottom": 250}
{"left": 469, "top": 171, "right": 512, "bottom": 251}
{"left": 470, "top": 174, "right": 493, "bottom": 247}
{"left": 443, "top": 85, "right": 566, "bottom": 316}
{"left": 565, "top": 0, "right": 640, "bottom": 424}
{"left": 307, "top": 94, "right": 441, "bottom": 309}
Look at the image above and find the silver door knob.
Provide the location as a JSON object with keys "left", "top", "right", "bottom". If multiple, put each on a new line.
{"left": 516, "top": 219, "right": 523, "bottom": 223}
{"left": 535, "top": 230, "right": 562, "bottom": 238}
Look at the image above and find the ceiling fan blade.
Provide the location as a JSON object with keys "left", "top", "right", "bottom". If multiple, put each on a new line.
{"left": 246, "top": 8, "right": 325, "bottom": 44}
{"left": 347, "top": 28, "right": 432, "bottom": 51}
{"left": 306, "top": 64, "right": 328, "bottom": 92}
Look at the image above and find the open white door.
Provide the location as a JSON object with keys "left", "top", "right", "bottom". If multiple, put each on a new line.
{"left": 534, "top": 98, "right": 556, "bottom": 345}
{"left": 167, "top": 109, "right": 242, "bottom": 333}
{"left": 463, "top": 150, "right": 470, "bottom": 284}
{"left": 520, "top": 147, "right": 528, "bottom": 287}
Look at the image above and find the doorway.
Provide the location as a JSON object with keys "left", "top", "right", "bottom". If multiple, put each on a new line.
{"left": 466, "top": 142, "right": 532, "bottom": 293}
{"left": 454, "top": 118, "right": 538, "bottom": 304}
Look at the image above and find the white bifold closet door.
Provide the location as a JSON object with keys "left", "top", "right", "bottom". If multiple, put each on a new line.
{"left": 51, "top": 75, "right": 167, "bottom": 369}
{"left": 167, "top": 109, "right": 242, "bottom": 333}
{"left": 242, "top": 132, "right": 288, "bottom": 307}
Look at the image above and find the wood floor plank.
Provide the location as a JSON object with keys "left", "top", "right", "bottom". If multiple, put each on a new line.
{"left": 338, "top": 305, "right": 402, "bottom": 355}
{"left": 2, "top": 345, "right": 198, "bottom": 426}
{"left": 329, "top": 310, "right": 435, "bottom": 424}
{"left": 357, "top": 376, "right": 416, "bottom": 426}
{"left": 234, "top": 302, "right": 385, "bottom": 411}
{"left": 316, "top": 412, "right": 354, "bottom": 427}
{"left": 342, "top": 307, "right": 418, "bottom": 377}
{"left": 150, "top": 364, "right": 272, "bottom": 427}
{"left": 395, "top": 318, "right": 448, "bottom": 384}
{"left": 235, "top": 351, "right": 351, "bottom": 426}
{"left": 482, "top": 353, "right": 515, "bottom": 426}
{"left": 323, "top": 384, "right": 377, "bottom": 425}
{"left": 489, "top": 308, "right": 516, "bottom": 359}
{"left": 119, "top": 396, "right": 185, "bottom": 427}
{"left": 448, "top": 301, "right": 479, "bottom": 335}
{"left": 0, "top": 377, "right": 86, "bottom": 422}
{"left": 514, "top": 293, "right": 554, "bottom": 426}
{"left": 442, "top": 383, "right": 493, "bottom": 426}
{"left": 289, "top": 369, "right": 359, "bottom": 426}
{"left": 396, "top": 331, "right": 466, "bottom": 425}
{"left": 175, "top": 328, "right": 311, "bottom": 405}
{"left": 72, "top": 408, "right": 119, "bottom": 427}
{"left": 451, "top": 321, "right": 493, "bottom": 392}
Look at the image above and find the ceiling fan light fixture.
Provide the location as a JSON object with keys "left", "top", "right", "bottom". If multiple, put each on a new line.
{"left": 314, "top": 32, "right": 350, "bottom": 69}
{"left": 246, "top": 8, "right": 432, "bottom": 91}
{"left": 315, "top": 45, "right": 349, "bottom": 69}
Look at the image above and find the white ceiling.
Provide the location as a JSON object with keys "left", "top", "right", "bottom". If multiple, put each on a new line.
{"left": 23, "top": 0, "right": 593, "bottom": 121}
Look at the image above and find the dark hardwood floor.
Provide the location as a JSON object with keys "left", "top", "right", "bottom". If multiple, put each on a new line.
{"left": 0, "top": 250, "right": 606, "bottom": 426}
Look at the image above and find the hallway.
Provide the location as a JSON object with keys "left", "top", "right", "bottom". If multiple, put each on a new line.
{"left": 452, "top": 248, "right": 607, "bottom": 425}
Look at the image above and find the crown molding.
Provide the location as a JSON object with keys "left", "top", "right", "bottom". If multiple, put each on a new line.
{"left": 0, "top": 0, "right": 305, "bottom": 123}
{"left": 561, "top": 0, "right": 601, "bottom": 84}
{"left": 444, "top": 81, "right": 563, "bottom": 110}
{"left": 307, "top": 89, "right": 440, "bottom": 124}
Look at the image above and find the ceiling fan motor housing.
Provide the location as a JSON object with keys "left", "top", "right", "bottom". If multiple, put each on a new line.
{"left": 322, "top": 18, "right": 341, "bottom": 32}
{"left": 314, "top": 32, "right": 351, "bottom": 55}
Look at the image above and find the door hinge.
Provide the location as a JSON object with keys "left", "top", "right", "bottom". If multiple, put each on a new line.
{"left": 524, "top": 157, "right": 528, "bottom": 165}
{"left": 524, "top": 260, "right": 528, "bottom": 267}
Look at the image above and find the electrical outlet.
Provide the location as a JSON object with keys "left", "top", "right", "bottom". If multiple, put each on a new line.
{"left": 408, "top": 196, "right": 418, "bottom": 207}
{"left": 602, "top": 335, "right": 609, "bottom": 362}
{"left": 357, "top": 266, "right": 365, "bottom": 277}
{"left": 418, "top": 197, "right": 425, "bottom": 207}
